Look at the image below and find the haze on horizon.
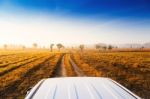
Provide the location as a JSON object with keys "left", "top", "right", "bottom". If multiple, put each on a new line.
{"left": 0, "top": 0, "right": 150, "bottom": 47}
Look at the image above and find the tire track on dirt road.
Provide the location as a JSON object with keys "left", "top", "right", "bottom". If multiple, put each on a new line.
{"left": 69, "top": 55, "right": 86, "bottom": 77}
{"left": 51, "top": 54, "right": 67, "bottom": 77}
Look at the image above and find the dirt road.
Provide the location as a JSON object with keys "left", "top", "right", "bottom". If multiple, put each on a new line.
{"left": 52, "top": 53, "right": 85, "bottom": 77}
{"left": 51, "top": 54, "right": 67, "bottom": 77}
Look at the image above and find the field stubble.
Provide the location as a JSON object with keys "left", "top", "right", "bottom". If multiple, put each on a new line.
{"left": 72, "top": 51, "right": 150, "bottom": 99}
{"left": 0, "top": 51, "right": 62, "bottom": 98}
{"left": 0, "top": 50, "right": 149, "bottom": 99}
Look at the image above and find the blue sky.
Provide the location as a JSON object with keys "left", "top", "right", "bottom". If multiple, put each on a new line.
{"left": 0, "top": 0, "right": 150, "bottom": 46}
{"left": 1, "top": 0, "right": 149, "bottom": 19}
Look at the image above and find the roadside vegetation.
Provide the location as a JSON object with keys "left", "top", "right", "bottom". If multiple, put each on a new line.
{"left": 71, "top": 52, "right": 102, "bottom": 77}
{"left": 0, "top": 50, "right": 62, "bottom": 98}
{"left": 75, "top": 50, "right": 150, "bottom": 98}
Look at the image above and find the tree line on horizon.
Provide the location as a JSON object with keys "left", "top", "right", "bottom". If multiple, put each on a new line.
{"left": 2, "top": 43, "right": 65, "bottom": 51}
{"left": 2, "top": 43, "right": 146, "bottom": 52}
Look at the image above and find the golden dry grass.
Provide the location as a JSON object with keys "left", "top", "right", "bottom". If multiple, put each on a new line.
{"left": 73, "top": 50, "right": 150, "bottom": 98}
{"left": 0, "top": 50, "right": 62, "bottom": 98}
{"left": 72, "top": 53, "right": 102, "bottom": 77}
{"left": 0, "top": 49, "right": 149, "bottom": 98}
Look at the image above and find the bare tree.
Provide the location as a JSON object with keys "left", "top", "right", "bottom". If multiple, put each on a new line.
{"left": 72, "top": 47, "right": 74, "bottom": 50}
{"left": 79, "top": 44, "right": 84, "bottom": 52}
{"left": 4, "top": 44, "right": 8, "bottom": 50}
{"left": 33, "top": 43, "right": 38, "bottom": 49}
{"left": 95, "top": 44, "right": 101, "bottom": 52}
{"left": 140, "top": 46, "right": 144, "bottom": 50}
{"left": 108, "top": 45, "right": 113, "bottom": 50}
{"left": 57, "top": 43, "right": 63, "bottom": 51}
{"left": 102, "top": 46, "right": 107, "bottom": 51}
{"left": 22, "top": 46, "right": 26, "bottom": 50}
{"left": 50, "top": 44, "right": 54, "bottom": 52}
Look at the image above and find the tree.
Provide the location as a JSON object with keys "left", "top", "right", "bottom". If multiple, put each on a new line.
{"left": 102, "top": 46, "right": 107, "bottom": 51}
{"left": 72, "top": 47, "right": 74, "bottom": 50}
{"left": 140, "top": 46, "right": 144, "bottom": 50}
{"left": 108, "top": 45, "right": 113, "bottom": 50}
{"left": 22, "top": 46, "right": 26, "bottom": 50}
{"left": 57, "top": 43, "right": 63, "bottom": 51}
{"left": 4, "top": 44, "right": 8, "bottom": 50}
{"left": 79, "top": 44, "right": 84, "bottom": 52}
{"left": 50, "top": 44, "right": 54, "bottom": 52}
{"left": 95, "top": 44, "right": 101, "bottom": 51}
{"left": 33, "top": 43, "right": 38, "bottom": 49}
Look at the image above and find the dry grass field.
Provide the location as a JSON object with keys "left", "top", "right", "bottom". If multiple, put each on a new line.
{"left": 0, "top": 50, "right": 62, "bottom": 98}
{"left": 72, "top": 50, "right": 150, "bottom": 98}
{"left": 0, "top": 49, "right": 149, "bottom": 99}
